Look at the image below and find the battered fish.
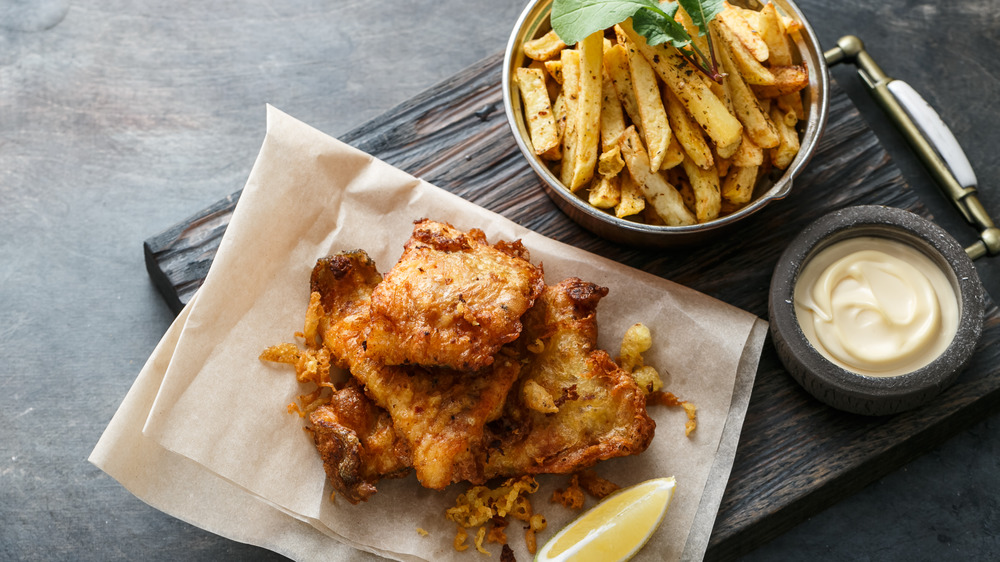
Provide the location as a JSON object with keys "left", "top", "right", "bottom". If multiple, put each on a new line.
{"left": 482, "top": 278, "right": 656, "bottom": 478}
{"left": 311, "top": 251, "right": 520, "bottom": 490}
{"left": 365, "top": 219, "right": 545, "bottom": 371}
{"left": 309, "top": 380, "right": 411, "bottom": 504}
{"left": 272, "top": 228, "right": 656, "bottom": 503}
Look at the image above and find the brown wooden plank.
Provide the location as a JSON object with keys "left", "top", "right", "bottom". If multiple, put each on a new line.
{"left": 142, "top": 53, "right": 1000, "bottom": 559}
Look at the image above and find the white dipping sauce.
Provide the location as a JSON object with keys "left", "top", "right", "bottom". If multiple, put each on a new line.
{"left": 793, "top": 236, "right": 959, "bottom": 377}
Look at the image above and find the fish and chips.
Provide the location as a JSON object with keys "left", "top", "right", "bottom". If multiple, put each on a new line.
{"left": 261, "top": 219, "right": 694, "bottom": 555}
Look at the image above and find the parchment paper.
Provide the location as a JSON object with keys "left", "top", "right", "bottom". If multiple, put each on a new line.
{"left": 91, "top": 105, "right": 767, "bottom": 561}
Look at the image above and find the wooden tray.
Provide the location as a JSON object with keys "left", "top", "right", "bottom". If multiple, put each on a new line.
{"left": 143, "top": 52, "right": 1000, "bottom": 560}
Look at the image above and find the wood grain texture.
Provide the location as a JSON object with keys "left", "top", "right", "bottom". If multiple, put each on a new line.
{"left": 144, "top": 54, "right": 1000, "bottom": 559}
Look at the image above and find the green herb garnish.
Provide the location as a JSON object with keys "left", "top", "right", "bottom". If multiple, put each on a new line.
{"left": 550, "top": 0, "right": 726, "bottom": 81}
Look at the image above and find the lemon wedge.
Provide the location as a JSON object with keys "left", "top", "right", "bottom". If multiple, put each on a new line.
{"left": 535, "top": 477, "right": 676, "bottom": 562}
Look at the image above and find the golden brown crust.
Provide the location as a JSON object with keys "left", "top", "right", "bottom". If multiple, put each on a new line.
{"left": 481, "top": 278, "right": 655, "bottom": 478}
{"left": 364, "top": 219, "right": 545, "bottom": 371}
{"left": 308, "top": 381, "right": 411, "bottom": 504}
{"left": 288, "top": 231, "right": 656, "bottom": 502}
{"left": 310, "top": 250, "right": 521, "bottom": 490}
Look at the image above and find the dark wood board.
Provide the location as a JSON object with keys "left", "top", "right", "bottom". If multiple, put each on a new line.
{"left": 144, "top": 52, "right": 1000, "bottom": 560}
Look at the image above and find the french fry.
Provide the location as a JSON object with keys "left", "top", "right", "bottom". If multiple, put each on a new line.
{"left": 540, "top": 93, "right": 565, "bottom": 161}
{"left": 515, "top": 67, "right": 560, "bottom": 156}
{"left": 620, "top": 127, "right": 697, "bottom": 226}
{"left": 714, "top": 15, "right": 775, "bottom": 85}
{"left": 523, "top": 29, "right": 567, "bottom": 61}
{"left": 618, "top": 19, "right": 743, "bottom": 155}
{"left": 589, "top": 173, "right": 621, "bottom": 209}
{"left": 730, "top": 132, "right": 764, "bottom": 167}
{"left": 713, "top": 22, "right": 780, "bottom": 149}
{"left": 751, "top": 65, "right": 810, "bottom": 98}
{"left": 558, "top": 49, "right": 580, "bottom": 188}
{"left": 662, "top": 85, "right": 714, "bottom": 170}
{"left": 565, "top": 31, "right": 604, "bottom": 191}
{"left": 616, "top": 26, "right": 672, "bottom": 171}
{"left": 603, "top": 43, "right": 645, "bottom": 140}
{"left": 718, "top": 6, "right": 768, "bottom": 62}
{"left": 680, "top": 155, "right": 721, "bottom": 222}
{"left": 721, "top": 164, "right": 759, "bottom": 206}
{"left": 600, "top": 70, "right": 627, "bottom": 152}
{"left": 758, "top": 3, "right": 792, "bottom": 66}
{"left": 543, "top": 59, "right": 563, "bottom": 84}
{"left": 770, "top": 105, "right": 800, "bottom": 170}
{"left": 528, "top": 59, "right": 561, "bottom": 101}
{"left": 615, "top": 170, "right": 646, "bottom": 218}
{"left": 598, "top": 145, "right": 626, "bottom": 177}
{"left": 662, "top": 135, "right": 686, "bottom": 170}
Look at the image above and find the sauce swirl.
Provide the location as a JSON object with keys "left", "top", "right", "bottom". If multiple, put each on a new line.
{"left": 793, "top": 236, "right": 958, "bottom": 377}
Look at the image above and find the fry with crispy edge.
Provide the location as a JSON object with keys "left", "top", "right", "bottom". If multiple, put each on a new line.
{"left": 757, "top": 2, "right": 806, "bottom": 119}
{"left": 620, "top": 126, "right": 697, "bottom": 226}
{"left": 603, "top": 43, "right": 645, "bottom": 141}
{"left": 616, "top": 26, "right": 672, "bottom": 172}
{"left": 714, "top": 13, "right": 775, "bottom": 85}
{"left": 663, "top": 85, "right": 713, "bottom": 170}
{"left": 713, "top": 21, "right": 780, "bottom": 149}
{"left": 516, "top": 67, "right": 560, "bottom": 156}
{"left": 565, "top": 31, "right": 603, "bottom": 191}
{"left": 618, "top": 19, "right": 743, "bottom": 155}
{"left": 718, "top": 5, "right": 768, "bottom": 62}
{"left": 770, "top": 105, "right": 800, "bottom": 169}
{"left": 600, "top": 69, "right": 626, "bottom": 152}
{"left": 680, "top": 155, "right": 722, "bottom": 222}
{"left": 722, "top": 164, "right": 759, "bottom": 206}
{"left": 615, "top": 165, "right": 646, "bottom": 218}
{"left": 523, "top": 29, "right": 567, "bottom": 61}
{"left": 558, "top": 49, "right": 580, "bottom": 189}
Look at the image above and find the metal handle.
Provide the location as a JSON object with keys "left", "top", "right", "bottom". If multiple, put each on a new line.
{"left": 824, "top": 35, "right": 1000, "bottom": 260}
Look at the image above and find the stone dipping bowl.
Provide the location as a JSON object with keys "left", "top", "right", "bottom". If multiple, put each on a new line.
{"left": 768, "top": 205, "right": 985, "bottom": 416}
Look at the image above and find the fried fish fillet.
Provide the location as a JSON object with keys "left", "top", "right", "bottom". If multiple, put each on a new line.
{"left": 311, "top": 251, "right": 520, "bottom": 490}
{"left": 365, "top": 219, "right": 545, "bottom": 371}
{"left": 482, "top": 278, "right": 656, "bottom": 478}
{"left": 309, "top": 380, "right": 411, "bottom": 504}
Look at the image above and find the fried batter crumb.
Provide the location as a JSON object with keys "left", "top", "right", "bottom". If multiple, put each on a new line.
{"left": 454, "top": 526, "right": 470, "bottom": 552}
{"left": 474, "top": 526, "right": 490, "bottom": 555}
{"left": 550, "top": 475, "right": 585, "bottom": 510}
{"left": 448, "top": 476, "right": 543, "bottom": 555}
{"left": 649, "top": 390, "right": 698, "bottom": 436}
{"left": 578, "top": 469, "right": 620, "bottom": 499}
{"left": 416, "top": 527, "right": 429, "bottom": 537}
{"left": 500, "top": 544, "right": 516, "bottom": 562}
{"left": 487, "top": 516, "right": 508, "bottom": 544}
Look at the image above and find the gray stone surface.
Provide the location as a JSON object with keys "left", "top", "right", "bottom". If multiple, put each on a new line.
{"left": 1, "top": 0, "right": 997, "bottom": 560}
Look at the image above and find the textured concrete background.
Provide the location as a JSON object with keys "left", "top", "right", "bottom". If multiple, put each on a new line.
{"left": 1, "top": 0, "right": 997, "bottom": 559}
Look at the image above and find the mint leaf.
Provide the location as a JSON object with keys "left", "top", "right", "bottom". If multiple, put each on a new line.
{"left": 548, "top": 0, "right": 726, "bottom": 82}
{"left": 632, "top": 5, "right": 690, "bottom": 49}
{"left": 550, "top": 0, "right": 660, "bottom": 45}
{"left": 676, "top": 0, "right": 725, "bottom": 37}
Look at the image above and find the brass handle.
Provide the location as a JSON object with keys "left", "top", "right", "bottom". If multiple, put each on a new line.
{"left": 825, "top": 35, "right": 1000, "bottom": 260}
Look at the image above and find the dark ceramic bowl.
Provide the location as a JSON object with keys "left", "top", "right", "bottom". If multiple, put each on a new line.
{"left": 768, "top": 205, "right": 985, "bottom": 415}
{"left": 502, "top": 0, "right": 830, "bottom": 246}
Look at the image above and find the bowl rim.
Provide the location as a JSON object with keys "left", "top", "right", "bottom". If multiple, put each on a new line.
{"left": 502, "top": 0, "right": 831, "bottom": 240}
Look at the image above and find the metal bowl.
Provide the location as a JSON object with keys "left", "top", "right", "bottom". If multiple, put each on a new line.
{"left": 502, "top": 0, "right": 830, "bottom": 246}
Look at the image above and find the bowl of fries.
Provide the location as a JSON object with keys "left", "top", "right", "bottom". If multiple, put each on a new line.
{"left": 502, "top": 0, "right": 829, "bottom": 246}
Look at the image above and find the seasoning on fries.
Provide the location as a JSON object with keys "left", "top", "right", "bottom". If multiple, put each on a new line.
{"left": 516, "top": 1, "right": 809, "bottom": 226}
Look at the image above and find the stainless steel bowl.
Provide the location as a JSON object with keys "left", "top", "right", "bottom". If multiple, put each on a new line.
{"left": 502, "top": 0, "right": 830, "bottom": 246}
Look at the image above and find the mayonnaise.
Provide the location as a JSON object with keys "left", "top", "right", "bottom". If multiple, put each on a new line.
{"left": 793, "top": 236, "right": 959, "bottom": 377}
